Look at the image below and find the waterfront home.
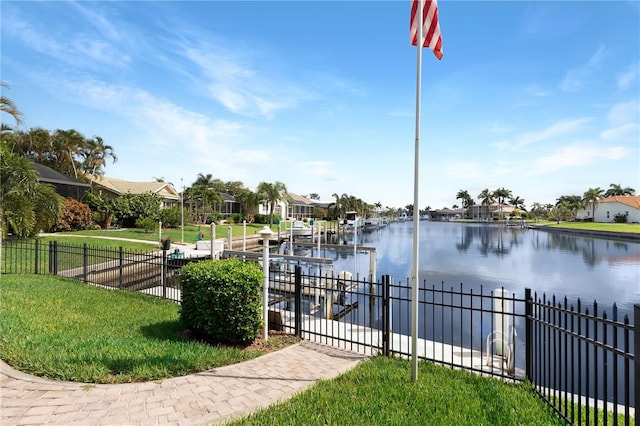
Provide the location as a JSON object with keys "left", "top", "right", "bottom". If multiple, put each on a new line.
{"left": 87, "top": 175, "right": 180, "bottom": 208}
{"left": 576, "top": 195, "right": 640, "bottom": 223}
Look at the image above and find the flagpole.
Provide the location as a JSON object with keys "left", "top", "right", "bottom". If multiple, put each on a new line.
{"left": 411, "top": 0, "right": 423, "bottom": 383}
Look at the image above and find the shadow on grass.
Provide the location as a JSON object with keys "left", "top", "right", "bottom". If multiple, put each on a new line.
{"left": 139, "top": 320, "right": 186, "bottom": 342}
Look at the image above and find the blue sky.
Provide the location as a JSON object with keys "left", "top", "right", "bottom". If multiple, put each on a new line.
{"left": 2, "top": 1, "right": 638, "bottom": 210}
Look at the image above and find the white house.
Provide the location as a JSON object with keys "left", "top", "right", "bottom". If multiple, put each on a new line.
{"left": 578, "top": 196, "right": 640, "bottom": 223}
{"left": 257, "top": 192, "right": 317, "bottom": 220}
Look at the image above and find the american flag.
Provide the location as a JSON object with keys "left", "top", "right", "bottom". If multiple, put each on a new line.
{"left": 410, "top": 0, "right": 443, "bottom": 60}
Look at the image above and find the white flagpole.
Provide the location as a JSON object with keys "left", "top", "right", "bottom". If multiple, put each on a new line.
{"left": 411, "top": 0, "right": 423, "bottom": 382}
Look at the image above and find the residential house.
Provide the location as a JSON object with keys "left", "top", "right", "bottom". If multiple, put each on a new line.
{"left": 431, "top": 207, "right": 466, "bottom": 221}
{"left": 467, "top": 203, "right": 516, "bottom": 220}
{"left": 87, "top": 176, "right": 180, "bottom": 208}
{"left": 34, "top": 162, "right": 91, "bottom": 201}
{"left": 577, "top": 196, "right": 640, "bottom": 223}
{"left": 212, "top": 193, "right": 242, "bottom": 218}
{"left": 287, "top": 193, "right": 316, "bottom": 219}
{"left": 258, "top": 192, "right": 317, "bottom": 220}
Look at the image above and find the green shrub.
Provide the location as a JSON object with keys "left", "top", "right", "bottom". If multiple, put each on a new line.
{"left": 135, "top": 216, "right": 158, "bottom": 233}
{"left": 159, "top": 206, "right": 187, "bottom": 228}
{"left": 180, "top": 259, "right": 264, "bottom": 344}
{"left": 253, "top": 214, "right": 270, "bottom": 224}
{"left": 613, "top": 213, "right": 628, "bottom": 223}
{"left": 54, "top": 197, "right": 92, "bottom": 232}
{"left": 207, "top": 212, "right": 223, "bottom": 224}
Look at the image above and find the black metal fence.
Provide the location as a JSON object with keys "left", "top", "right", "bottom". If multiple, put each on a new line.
{"left": 267, "top": 267, "right": 637, "bottom": 425}
{"left": 1, "top": 239, "right": 184, "bottom": 302}
{"left": 3, "top": 240, "right": 638, "bottom": 425}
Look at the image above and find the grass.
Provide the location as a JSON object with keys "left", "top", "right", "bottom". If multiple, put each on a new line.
{"left": 63, "top": 223, "right": 279, "bottom": 243}
{"left": 542, "top": 221, "right": 640, "bottom": 234}
{"left": 232, "top": 356, "right": 565, "bottom": 426}
{"left": 1, "top": 274, "right": 631, "bottom": 425}
{"left": 0, "top": 274, "right": 269, "bottom": 383}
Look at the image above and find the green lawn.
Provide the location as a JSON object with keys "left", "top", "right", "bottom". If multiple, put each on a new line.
{"left": 1, "top": 274, "right": 630, "bottom": 425}
{"left": 0, "top": 275, "right": 267, "bottom": 383}
{"left": 232, "top": 356, "right": 565, "bottom": 426}
{"left": 542, "top": 221, "right": 640, "bottom": 234}
{"left": 62, "top": 223, "right": 279, "bottom": 243}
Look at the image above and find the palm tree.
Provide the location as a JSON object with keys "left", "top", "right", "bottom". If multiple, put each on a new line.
{"left": 257, "top": 181, "right": 288, "bottom": 226}
{"left": 492, "top": 187, "right": 512, "bottom": 220}
{"left": 194, "top": 173, "right": 215, "bottom": 187}
{"left": 235, "top": 189, "right": 261, "bottom": 222}
{"left": 604, "top": 183, "right": 635, "bottom": 197}
{"left": 0, "top": 144, "right": 63, "bottom": 237}
{"left": 583, "top": 187, "right": 604, "bottom": 220}
{"left": 509, "top": 196, "right": 526, "bottom": 211}
{"left": 0, "top": 81, "right": 23, "bottom": 126}
{"left": 81, "top": 136, "right": 117, "bottom": 177}
{"left": 477, "top": 189, "right": 494, "bottom": 219}
{"left": 555, "top": 195, "right": 583, "bottom": 221}
{"left": 456, "top": 190, "right": 472, "bottom": 208}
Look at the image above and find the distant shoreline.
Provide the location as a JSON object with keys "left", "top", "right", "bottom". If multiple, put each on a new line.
{"left": 532, "top": 225, "right": 640, "bottom": 243}
{"left": 446, "top": 219, "right": 640, "bottom": 243}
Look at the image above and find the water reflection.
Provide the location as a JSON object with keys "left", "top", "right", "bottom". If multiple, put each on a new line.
{"left": 331, "top": 222, "right": 640, "bottom": 314}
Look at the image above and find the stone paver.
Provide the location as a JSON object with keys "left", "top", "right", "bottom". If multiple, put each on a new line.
{"left": 0, "top": 342, "right": 367, "bottom": 426}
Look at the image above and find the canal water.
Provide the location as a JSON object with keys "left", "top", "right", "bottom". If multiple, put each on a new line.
{"left": 327, "top": 221, "right": 639, "bottom": 315}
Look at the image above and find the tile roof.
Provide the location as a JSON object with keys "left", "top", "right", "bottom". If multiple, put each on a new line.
{"left": 599, "top": 195, "right": 640, "bottom": 209}
{"left": 88, "top": 176, "right": 179, "bottom": 200}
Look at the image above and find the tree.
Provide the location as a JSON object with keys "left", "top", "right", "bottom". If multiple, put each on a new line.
{"left": 85, "top": 192, "right": 116, "bottom": 229}
{"left": 81, "top": 136, "right": 117, "bottom": 177}
{"left": 456, "top": 190, "right": 474, "bottom": 217}
{"left": 0, "top": 81, "right": 23, "bottom": 126}
{"left": 583, "top": 187, "right": 604, "bottom": 220}
{"left": 555, "top": 195, "right": 583, "bottom": 221}
{"left": 509, "top": 196, "right": 526, "bottom": 211}
{"left": 477, "top": 189, "right": 494, "bottom": 219}
{"left": 492, "top": 187, "right": 512, "bottom": 220}
{"left": 604, "top": 183, "right": 635, "bottom": 197}
{"left": 257, "top": 181, "right": 288, "bottom": 226}
{"left": 308, "top": 193, "right": 320, "bottom": 200}
{"left": 188, "top": 173, "right": 223, "bottom": 223}
{"left": 193, "top": 173, "right": 215, "bottom": 187}
{"left": 329, "top": 193, "right": 342, "bottom": 220}
{"left": 235, "top": 189, "right": 261, "bottom": 222}
{"left": 0, "top": 145, "right": 63, "bottom": 237}
{"left": 111, "top": 192, "right": 162, "bottom": 228}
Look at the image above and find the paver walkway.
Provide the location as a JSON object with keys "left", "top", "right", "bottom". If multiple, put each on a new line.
{"left": 0, "top": 341, "right": 368, "bottom": 426}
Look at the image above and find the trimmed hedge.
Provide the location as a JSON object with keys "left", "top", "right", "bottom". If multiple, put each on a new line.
{"left": 180, "top": 259, "right": 264, "bottom": 344}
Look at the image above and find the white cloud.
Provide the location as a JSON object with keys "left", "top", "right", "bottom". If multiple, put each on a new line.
{"left": 3, "top": 5, "right": 130, "bottom": 69}
{"left": 525, "top": 144, "right": 630, "bottom": 176}
{"left": 601, "top": 100, "right": 640, "bottom": 141}
{"left": 184, "top": 46, "right": 309, "bottom": 119}
{"left": 617, "top": 64, "right": 638, "bottom": 91}
{"left": 295, "top": 161, "right": 337, "bottom": 181}
{"left": 515, "top": 118, "right": 592, "bottom": 147}
{"left": 560, "top": 46, "right": 606, "bottom": 92}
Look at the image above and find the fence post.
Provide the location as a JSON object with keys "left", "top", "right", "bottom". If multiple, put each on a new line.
{"left": 635, "top": 303, "right": 639, "bottom": 418}
{"left": 382, "top": 274, "right": 392, "bottom": 357}
{"left": 118, "top": 247, "right": 124, "bottom": 289}
{"left": 83, "top": 243, "right": 88, "bottom": 283}
{"left": 295, "top": 266, "right": 302, "bottom": 338}
{"left": 52, "top": 241, "right": 58, "bottom": 275}
{"left": 525, "top": 288, "right": 532, "bottom": 382}
{"left": 162, "top": 249, "right": 167, "bottom": 299}
{"left": 34, "top": 239, "right": 39, "bottom": 275}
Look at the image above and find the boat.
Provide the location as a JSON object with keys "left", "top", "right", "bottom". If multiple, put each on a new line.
{"left": 398, "top": 212, "right": 408, "bottom": 222}
{"left": 287, "top": 220, "right": 313, "bottom": 237}
{"left": 342, "top": 211, "right": 363, "bottom": 229}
